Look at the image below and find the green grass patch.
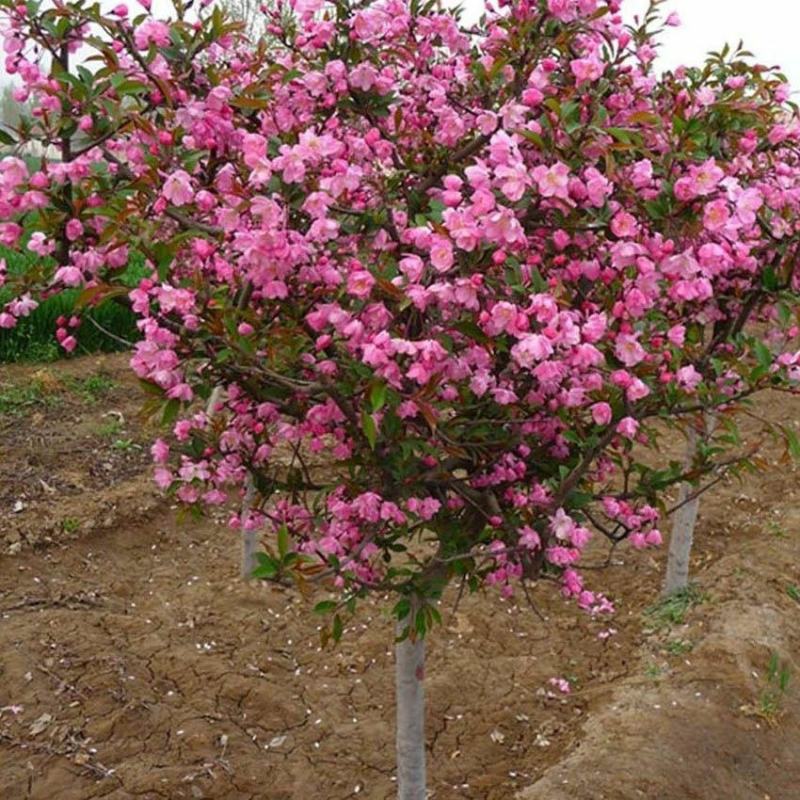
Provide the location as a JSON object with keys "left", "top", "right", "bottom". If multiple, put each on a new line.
{"left": 0, "top": 379, "right": 59, "bottom": 415}
{"left": 645, "top": 584, "right": 707, "bottom": 629}
{"left": 66, "top": 373, "right": 118, "bottom": 402}
{"left": 756, "top": 652, "right": 792, "bottom": 725}
{"left": 0, "top": 370, "right": 118, "bottom": 417}
{"left": 665, "top": 638, "right": 694, "bottom": 656}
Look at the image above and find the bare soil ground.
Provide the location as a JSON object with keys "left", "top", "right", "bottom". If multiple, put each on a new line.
{"left": 1, "top": 354, "right": 799, "bottom": 800}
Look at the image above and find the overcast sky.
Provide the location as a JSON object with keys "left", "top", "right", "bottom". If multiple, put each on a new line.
{"left": 464, "top": 0, "right": 800, "bottom": 89}
{"left": 620, "top": 1, "right": 799, "bottom": 88}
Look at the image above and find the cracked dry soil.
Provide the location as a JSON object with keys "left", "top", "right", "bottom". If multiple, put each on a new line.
{"left": 2, "top": 354, "right": 800, "bottom": 800}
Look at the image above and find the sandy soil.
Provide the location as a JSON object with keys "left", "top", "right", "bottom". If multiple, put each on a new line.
{"left": 1, "top": 354, "right": 799, "bottom": 800}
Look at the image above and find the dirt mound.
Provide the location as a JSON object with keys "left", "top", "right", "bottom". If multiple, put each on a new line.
{"left": 519, "top": 514, "right": 800, "bottom": 800}
{"left": 1, "top": 355, "right": 799, "bottom": 799}
{"left": 519, "top": 410, "right": 800, "bottom": 800}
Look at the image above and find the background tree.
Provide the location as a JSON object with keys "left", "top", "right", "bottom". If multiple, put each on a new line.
{"left": 222, "top": 0, "right": 265, "bottom": 38}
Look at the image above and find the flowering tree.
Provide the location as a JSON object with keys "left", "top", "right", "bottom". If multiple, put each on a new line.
{"left": 3, "top": 0, "right": 800, "bottom": 795}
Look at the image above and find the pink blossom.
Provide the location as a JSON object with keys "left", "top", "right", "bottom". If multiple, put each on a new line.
{"left": 610, "top": 211, "right": 638, "bottom": 239}
{"left": 591, "top": 402, "right": 612, "bottom": 426}
{"left": 703, "top": 199, "right": 730, "bottom": 232}
{"left": 429, "top": 236, "right": 454, "bottom": 273}
{"left": 549, "top": 677, "right": 571, "bottom": 694}
{"left": 615, "top": 334, "right": 646, "bottom": 367}
{"left": 347, "top": 270, "right": 375, "bottom": 299}
{"left": 27, "top": 231, "right": 54, "bottom": 257}
{"left": 65, "top": 219, "right": 83, "bottom": 241}
{"left": 532, "top": 162, "right": 571, "bottom": 200}
{"left": 676, "top": 365, "right": 702, "bottom": 392}
{"left": 616, "top": 417, "right": 639, "bottom": 439}
{"left": 570, "top": 57, "right": 603, "bottom": 84}
{"left": 511, "top": 334, "right": 553, "bottom": 368}
{"left": 134, "top": 20, "right": 171, "bottom": 49}
{"left": 693, "top": 158, "right": 725, "bottom": 196}
{"left": 163, "top": 170, "right": 194, "bottom": 206}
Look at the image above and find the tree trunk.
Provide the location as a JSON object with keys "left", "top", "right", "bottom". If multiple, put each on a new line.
{"left": 663, "top": 414, "right": 716, "bottom": 596}
{"left": 395, "top": 617, "right": 426, "bottom": 800}
{"left": 240, "top": 475, "right": 259, "bottom": 580}
{"left": 206, "top": 387, "right": 259, "bottom": 581}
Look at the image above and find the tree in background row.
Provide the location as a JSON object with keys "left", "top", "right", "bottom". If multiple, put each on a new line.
{"left": 2, "top": 0, "right": 800, "bottom": 796}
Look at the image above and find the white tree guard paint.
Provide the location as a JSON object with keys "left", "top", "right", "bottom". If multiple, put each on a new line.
{"left": 663, "top": 414, "right": 716, "bottom": 596}
{"left": 395, "top": 618, "right": 426, "bottom": 800}
{"left": 240, "top": 475, "right": 259, "bottom": 580}
{"left": 207, "top": 386, "right": 259, "bottom": 580}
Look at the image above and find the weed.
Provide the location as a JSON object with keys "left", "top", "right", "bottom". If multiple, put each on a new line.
{"left": 745, "top": 652, "right": 792, "bottom": 726}
{"left": 0, "top": 380, "right": 59, "bottom": 415}
{"left": 767, "top": 520, "right": 788, "bottom": 539}
{"left": 645, "top": 584, "right": 707, "bottom": 629}
{"left": 20, "top": 341, "right": 60, "bottom": 363}
{"left": 644, "top": 663, "right": 663, "bottom": 680}
{"left": 67, "top": 373, "right": 117, "bottom": 402}
{"left": 112, "top": 438, "right": 137, "bottom": 451}
{"left": 99, "top": 418, "right": 124, "bottom": 438}
{"left": 787, "top": 584, "right": 800, "bottom": 604}
{"left": 665, "top": 639, "right": 693, "bottom": 656}
{"left": 62, "top": 517, "right": 80, "bottom": 534}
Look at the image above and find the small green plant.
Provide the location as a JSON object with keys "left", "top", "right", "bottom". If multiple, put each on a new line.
{"left": 112, "top": 438, "right": 137, "bottom": 451}
{"left": 0, "top": 380, "right": 55, "bottom": 415}
{"left": 62, "top": 517, "right": 80, "bottom": 534}
{"left": 665, "top": 639, "right": 693, "bottom": 656}
{"left": 19, "top": 341, "right": 60, "bottom": 363}
{"left": 645, "top": 585, "right": 707, "bottom": 629}
{"left": 67, "top": 373, "right": 117, "bottom": 402}
{"left": 750, "top": 652, "right": 792, "bottom": 726}
{"left": 99, "top": 417, "right": 124, "bottom": 437}
{"left": 767, "top": 520, "right": 788, "bottom": 539}
{"left": 644, "top": 663, "right": 663, "bottom": 680}
{"left": 787, "top": 584, "right": 800, "bottom": 604}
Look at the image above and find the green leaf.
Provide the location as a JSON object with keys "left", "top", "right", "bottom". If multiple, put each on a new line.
{"left": 151, "top": 242, "right": 174, "bottom": 280}
{"left": 530, "top": 267, "right": 547, "bottom": 293}
{"left": 607, "top": 127, "right": 634, "bottom": 144}
{"left": 114, "top": 79, "right": 149, "bottom": 96}
{"left": 361, "top": 410, "right": 377, "bottom": 449}
{"left": 415, "top": 607, "right": 427, "bottom": 636}
{"left": 332, "top": 614, "right": 344, "bottom": 642}
{"left": 517, "top": 128, "right": 544, "bottom": 148}
{"left": 369, "top": 382, "right": 388, "bottom": 412}
{"left": 281, "top": 68, "right": 302, "bottom": 85}
{"left": 252, "top": 552, "right": 279, "bottom": 579}
{"left": 394, "top": 598, "right": 411, "bottom": 621}
{"left": 753, "top": 340, "right": 773, "bottom": 368}
{"left": 784, "top": 426, "right": 800, "bottom": 461}
{"left": 277, "top": 525, "right": 289, "bottom": 559}
{"left": 161, "top": 398, "right": 180, "bottom": 426}
{"left": 313, "top": 600, "right": 338, "bottom": 615}
{"left": 453, "top": 319, "right": 491, "bottom": 345}
{"left": 762, "top": 266, "right": 779, "bottom": 291}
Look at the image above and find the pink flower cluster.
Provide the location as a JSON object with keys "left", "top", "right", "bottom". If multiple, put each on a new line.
{"left": 2, "top": 0, "right": 800, "bottom": 632}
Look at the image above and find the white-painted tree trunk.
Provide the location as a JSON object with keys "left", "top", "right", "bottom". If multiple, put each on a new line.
{"left": 395, "top": 617, "right": 426, "bottom": 800}
{"left": 207, "top": 386, "right": 260, "bottom": 580}
{"left": 663, "top": 415, "right": 716, "bottom": 596}
{"left": 240, "top": 475, "right": 259, "bottom": 580}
